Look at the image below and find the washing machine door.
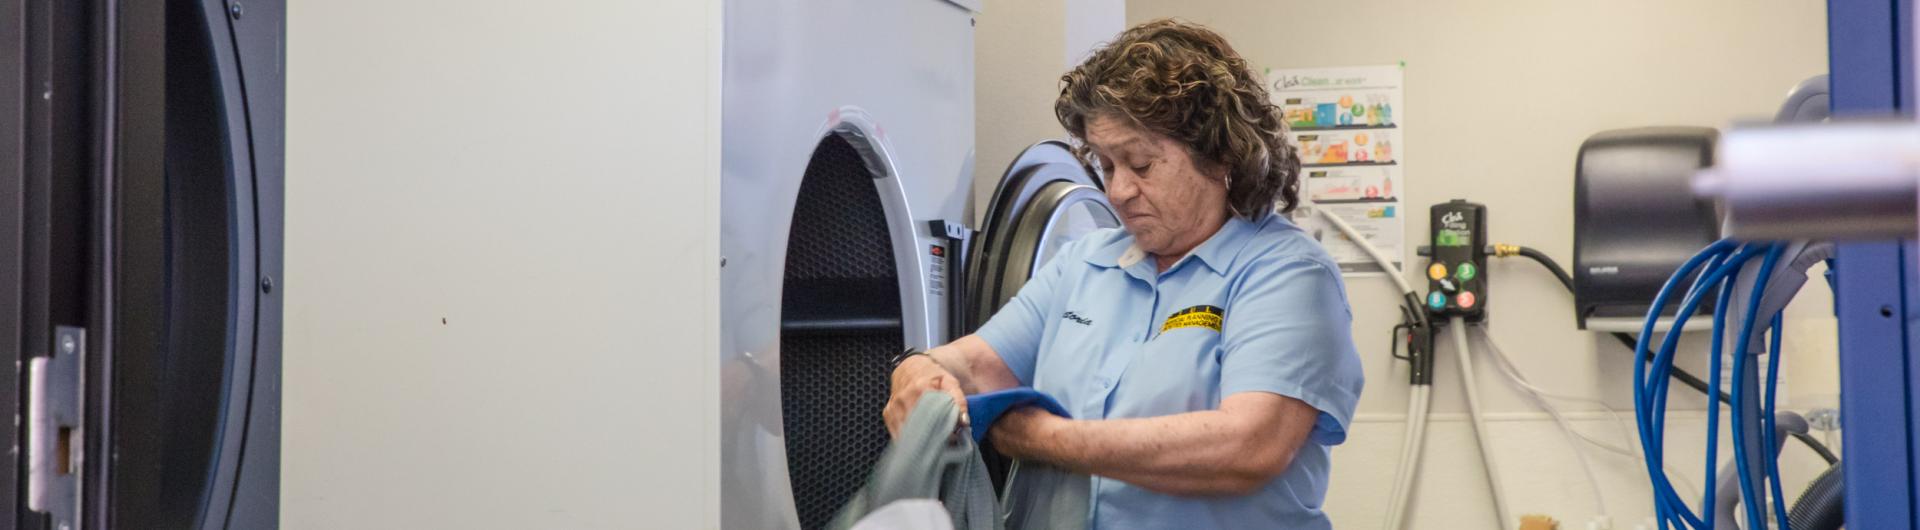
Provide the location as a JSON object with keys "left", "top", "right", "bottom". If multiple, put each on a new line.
{"left": 961, "top": 141, "right": 1122, "bottom": 335}
{"left": 2, "top": 1, "right": 283, "bottom": 528}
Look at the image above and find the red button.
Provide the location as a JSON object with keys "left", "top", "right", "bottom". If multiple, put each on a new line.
{"left": 930, "top": 245, "right": 945, "bottom": 257}
{"left": 1457, "top": 291, "right": 1477, "bottom": 308}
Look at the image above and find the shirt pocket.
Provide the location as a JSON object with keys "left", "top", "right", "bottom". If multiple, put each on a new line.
{"left": 1117, "top": 326, "right": 1224, "bottom": 416}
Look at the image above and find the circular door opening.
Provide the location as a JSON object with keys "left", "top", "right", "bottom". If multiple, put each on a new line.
{"left": 1023, "top": 184, "right": 1118, "bottom": 279}
{"left": 963, "top": 144, "right": 1120, "bottom": 335}
{"left": 778, "top": 134, "right": 903, "bottom": 530}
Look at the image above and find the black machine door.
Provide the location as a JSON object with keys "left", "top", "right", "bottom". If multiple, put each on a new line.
{"left": 2, "top": 1, "right": 283, "bottom": 528}
{"left": 960, "top": 140, "right": 1121, "bottom": 337}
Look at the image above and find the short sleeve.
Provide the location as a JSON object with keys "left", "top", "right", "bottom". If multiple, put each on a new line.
{"left": 972, "top": 240, "right": 1082, "bottom": 387}
{"left": 1219, "top": 257, "right": 1365, "bottom": 446}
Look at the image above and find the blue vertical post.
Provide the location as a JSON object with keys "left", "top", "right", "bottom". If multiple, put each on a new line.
{"left": 1830, "top": 0, "right": 1914, "bottom": 527}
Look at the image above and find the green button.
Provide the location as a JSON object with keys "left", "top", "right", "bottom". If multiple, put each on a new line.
{"left": 1456, "top": 262, "right": 1477, "bottom": 281}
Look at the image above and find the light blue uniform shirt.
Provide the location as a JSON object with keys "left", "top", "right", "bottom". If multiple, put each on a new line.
{"left": 975, "top": 212, "right": 1364, "bottom": 530}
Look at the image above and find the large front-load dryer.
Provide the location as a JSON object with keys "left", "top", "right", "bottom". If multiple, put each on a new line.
{"left": 720, "top": 1, "right": 1120, "bottom": 528}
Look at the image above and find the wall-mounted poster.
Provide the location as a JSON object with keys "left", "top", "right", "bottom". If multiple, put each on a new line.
{"left": 1271, "top": 64, "right": 1406, "bottom": 275}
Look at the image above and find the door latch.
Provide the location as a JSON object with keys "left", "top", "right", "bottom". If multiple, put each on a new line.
{"left": 28, "top": 326, "right": 84, "bottom": 530}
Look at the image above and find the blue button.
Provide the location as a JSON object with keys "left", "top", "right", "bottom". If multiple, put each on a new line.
{"left": 1427, "top": 292, "right": 1446, "bottom": 309}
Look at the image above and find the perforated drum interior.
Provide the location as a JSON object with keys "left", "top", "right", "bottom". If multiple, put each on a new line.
{"left": 779, "top": 135, "right": 902, "bottom": 530}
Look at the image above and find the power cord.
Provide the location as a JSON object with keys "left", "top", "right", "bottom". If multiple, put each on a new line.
{"left": 1491, "top": 244, "right": 1838, "bottom": 466}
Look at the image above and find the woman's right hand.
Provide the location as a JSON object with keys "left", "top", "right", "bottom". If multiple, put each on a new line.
{"left": 884, "top": 354, "right": 969, "bottom": 438}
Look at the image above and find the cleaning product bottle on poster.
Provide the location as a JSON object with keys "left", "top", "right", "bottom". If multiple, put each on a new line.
{"left": 1378, "top": 102, "right": 1393, "bottom": 126}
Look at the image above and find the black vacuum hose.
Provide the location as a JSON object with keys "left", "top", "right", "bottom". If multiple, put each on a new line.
{"left": 1512, "top": 245, "right": 1575, "bottom": 292}
{"left": 1788, "top": 463, "right": 1844, "bottom": 530}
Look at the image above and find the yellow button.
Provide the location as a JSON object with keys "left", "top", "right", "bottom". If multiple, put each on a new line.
{"left": 1428, "top": 263, "right": 1448, "bottom": 281}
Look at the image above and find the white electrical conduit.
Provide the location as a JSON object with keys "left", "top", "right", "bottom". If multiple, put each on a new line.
{"left": 1315, "top": 209, "right": 1428, "bottom": 530}
{"left": 1453, "top": 316, "right": 1514, "bottom": 529}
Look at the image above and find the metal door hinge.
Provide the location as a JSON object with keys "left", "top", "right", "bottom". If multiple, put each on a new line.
{"left": 28, "top": 326, "right": 84, "bottom": 530}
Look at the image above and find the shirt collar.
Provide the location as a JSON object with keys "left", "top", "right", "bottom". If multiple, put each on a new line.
{"left": 1084, "top": 212, "right": 1270, "bottom": 276}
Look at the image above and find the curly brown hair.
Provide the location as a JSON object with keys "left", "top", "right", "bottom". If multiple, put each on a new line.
{"left": 1056, "top": 19, "right": 1301, "bottom": 218}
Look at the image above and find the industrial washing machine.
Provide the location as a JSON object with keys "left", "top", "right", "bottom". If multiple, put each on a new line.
{"left": 720, "top": 1, "right": 1121, "bottom": 528}
{"left": 2, "top": 0, "right": 284, "bottom": 528}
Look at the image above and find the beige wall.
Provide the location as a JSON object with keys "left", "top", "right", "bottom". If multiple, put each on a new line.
{"left": 282, "top": 1, "right": 721, "bottom": 528}
{"left": 1114, "top": 1, "right": 1833, "bottom": 527}
{"left": 974, "top": 0, "right": 1125, "bottom": 216}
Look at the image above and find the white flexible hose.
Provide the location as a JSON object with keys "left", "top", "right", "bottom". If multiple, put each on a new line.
{"left": 1472, "top": 328, "right": 1608, "bottom": 516}
{"left": 1316, "top": 208, "right": 1432, "bottom": 529}
{"left": 1316, "top": 209, "right": 1415, "bottom": 295}
{"left": 1384, "top": 390, "right": 1410, "bottom": 525}
{"left": 1383, "top": 384, "right": 1431, "bottom": 530}
{"left": 1476, "top": 327, "right": 1702, "bottom": 502}
{"left": 1320, "top": 209, "right": 1443, "bottom": 526}
{"left": 1526, "top": 383, "right": 1611, "bottom": 518}
{"left": 1453, "top": 317, "right": 1513, "bottom": 529}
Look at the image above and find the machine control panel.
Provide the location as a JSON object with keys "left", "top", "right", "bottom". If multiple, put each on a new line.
{"left": 1426, "top": 199, "right": 1488, "bottom": 320}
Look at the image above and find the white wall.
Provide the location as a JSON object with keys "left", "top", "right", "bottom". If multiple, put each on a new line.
{"left": 1109, "top": 1, "right": 1835, "bottom": 527}
{"left": 283, "top": 1, "right": 721, "bottom": 528}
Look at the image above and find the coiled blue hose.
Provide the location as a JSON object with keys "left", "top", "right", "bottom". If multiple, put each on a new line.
{"left": 1729, "top": 245, "right": 1784, "bottom": 529}
{"left": 1633, "top": 240, "right": 1738, "bottom": 528}
{"left": 1634, "top": 240, "right": 1796, "bottom": 530}
{"left": 1765, "top": 313, "right": 1791, "bottom": 529}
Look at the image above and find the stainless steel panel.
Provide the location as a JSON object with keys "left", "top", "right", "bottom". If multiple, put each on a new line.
{"left": 28, "top": 327, "right": 84, "bottom": 530}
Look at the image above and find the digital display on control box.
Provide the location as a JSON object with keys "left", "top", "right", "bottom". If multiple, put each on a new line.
{"left": 1435, "top": 228, "right": 1471, "bottom": 247}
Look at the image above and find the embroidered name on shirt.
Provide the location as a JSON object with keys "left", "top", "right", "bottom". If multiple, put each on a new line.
{"left": 1062, "top": 311, "right": 1093, "bottom": 326}
{"left": 1160, "top": 305, "right": 1225, "bottom": 333}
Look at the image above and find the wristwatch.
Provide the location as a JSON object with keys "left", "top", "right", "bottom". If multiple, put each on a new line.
{"left": 888, "top": 348, "right": 929, "bottom": 372}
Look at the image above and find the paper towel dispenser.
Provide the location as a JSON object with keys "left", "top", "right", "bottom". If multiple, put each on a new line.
{"left": 1572, "top": 127, "right": 1722, "bottom": 330}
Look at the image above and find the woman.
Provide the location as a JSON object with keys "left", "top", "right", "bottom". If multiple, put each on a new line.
{"left": 885, "top": 19, "right": 1363, "bottom": 529}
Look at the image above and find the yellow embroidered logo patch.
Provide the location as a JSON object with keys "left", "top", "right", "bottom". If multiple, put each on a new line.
{"left": 1160, "top": 305, "right": 1225, "bottom": 333}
